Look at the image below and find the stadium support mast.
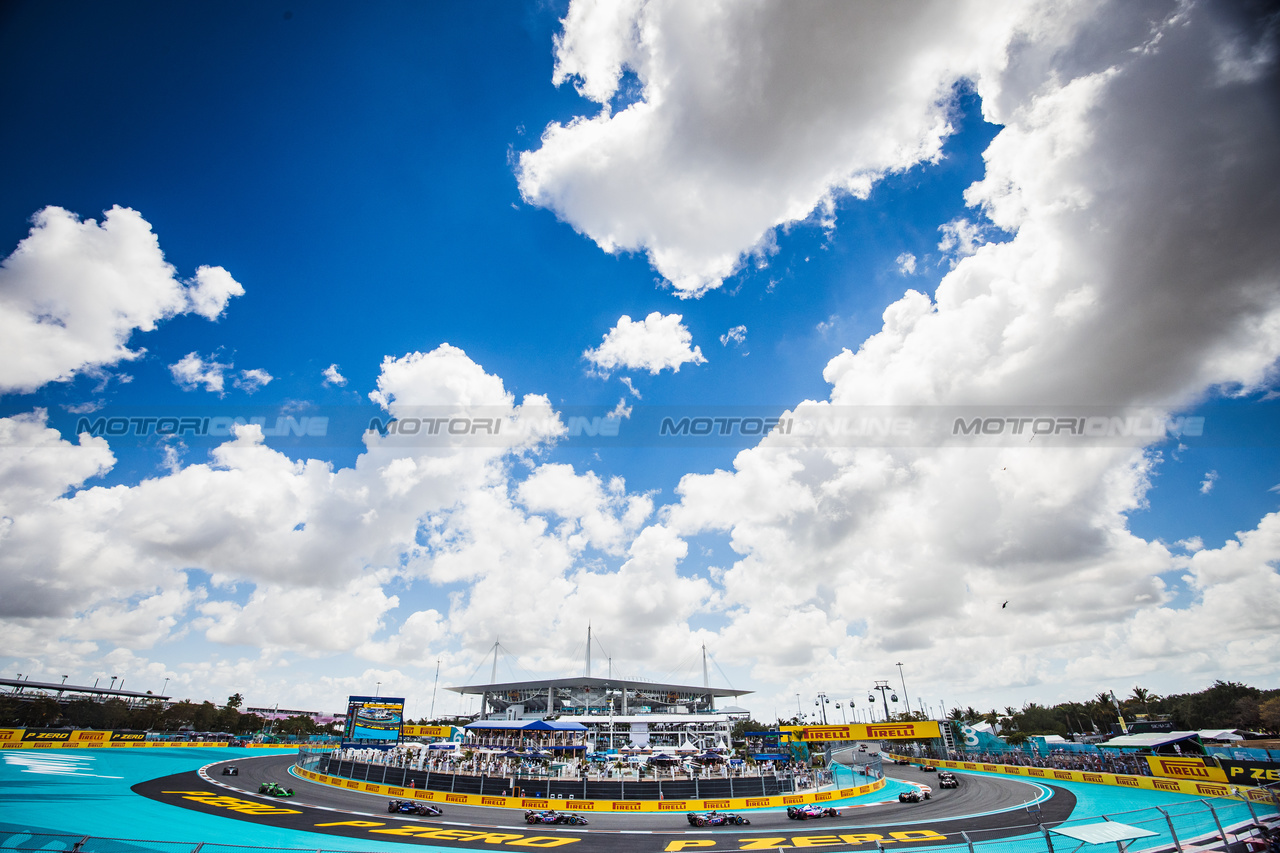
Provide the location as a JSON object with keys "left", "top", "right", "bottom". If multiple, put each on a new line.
{"left": 585, "top": 624, "right": 591, "bottom": 678}
{"left": 702, "top": 644, "right": 709, "bottom": 688}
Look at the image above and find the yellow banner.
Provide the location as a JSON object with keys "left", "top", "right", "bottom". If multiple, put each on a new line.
{"left": 1146, "top": 756, "right": 1228, "bottom": 783}
{"left": 0, "top": 729, "right": 23, "bottom": 744}
{"left": 70, "top": 730, "right": 112, "bottom": 744}
{"left": 401, "top": 724, "right": 455, "bottom": 739}
{"left": 0, "top": 739, "right": 230, "bottom": 750}
{"left": 295, "top": 766, "right": 887, "bottom": 813}
{"left": 885, "top": 752, "right": 1272, "bottom": 804}
{"left": 782, "top": 721, "right": 942, "bottom": 741}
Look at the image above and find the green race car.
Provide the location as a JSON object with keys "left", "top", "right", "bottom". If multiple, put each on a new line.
{"left": 258, "top": 782, "right": 295, "bottom": 797}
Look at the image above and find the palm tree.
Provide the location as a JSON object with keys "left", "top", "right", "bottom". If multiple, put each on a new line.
{"left": 1130, "top": 687, "right": 1158, "bottom": 715}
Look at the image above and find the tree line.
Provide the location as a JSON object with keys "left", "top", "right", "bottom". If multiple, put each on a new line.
{"left": 942, "top": 680, "right": 1280, "bottom": 739}
{"left": 0, "top": 691, "right": 342, "bottom": 738}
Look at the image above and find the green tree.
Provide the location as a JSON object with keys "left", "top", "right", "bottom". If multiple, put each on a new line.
{"left": 1258, "top": 697, "right": 1280, "bottom": 734}
{"left": 63, "top": 698, "right": 105, "bottom": 729}
{"left": 226, "top": 693, "right": 244, "bottom": 711}
{"left": 1014, "top": 703, "right": 1065, "bottom": 736}
{"left": 275, "top": 715, "right": 318, "bottom": 738}
{"left": 18, "top": 697, "right": 62, "bottom": 727}
{"left": 1168, "top": 681, "right": 1260, "bottom": 729}
{"left": 1129, "top": 686, "right": 1157, "bottom": 715}
{"left": 730, "top": 718, "right": 766, "bottom": 742}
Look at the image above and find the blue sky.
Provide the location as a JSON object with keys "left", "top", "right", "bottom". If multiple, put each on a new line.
{"left": 1, "top": 0, "right": 1277, "bottom": 722}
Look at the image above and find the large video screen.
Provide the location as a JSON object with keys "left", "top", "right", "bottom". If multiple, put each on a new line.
{"left": 344, "top": 696, "right": 405, "bottom": 741}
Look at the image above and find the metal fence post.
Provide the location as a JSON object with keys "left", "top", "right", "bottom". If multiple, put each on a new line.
{"left": 1237, "top": 790, "right": 1261, "bottom": 828}
{"left": 1205, "top": 801, "right": 1230, "bottom": 846}
{"left": 1041, "top": 825, "right": 1056, "bottom": 853}
{"left": 1156, "top": 808, "right": 1183, "bottom": 853}
{"left": 960, "top": 830, "right": 975, "bottom": 853}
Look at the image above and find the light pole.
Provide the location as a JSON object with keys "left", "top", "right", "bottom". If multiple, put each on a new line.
{"left": 162, "top": 677, "right": 169, "bottom": 697}
{"left": 836, "top": 702, "right": 847, "bottom": 724}
{"left": 815, "top": 692, "right": 830, "bottom": 725}
{"left": 109, "top": 676, "right": 117, "bottom": 691}
{"left": 376, "top": 681, "right": 382, "bottom": 698}
{"left": 895, "top": 663, "right": 910, "bottom": 718}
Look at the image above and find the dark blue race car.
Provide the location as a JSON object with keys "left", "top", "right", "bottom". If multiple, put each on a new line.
{"left": 388, "top": 799, "right": 443, "bottom": 816}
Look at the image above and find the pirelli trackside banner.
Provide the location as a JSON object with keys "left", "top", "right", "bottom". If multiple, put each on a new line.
{"left": 0, "top": 728, "right": 226, "bottom": 749}
{"left": 1145, "top": 756, "right": 1228, "bottom": 783}
{"left": 782, "top": 721, "right": 943, "bottom": 741}
{"left": 886, "top": 752, "right": 1275, "bottom": 805}
{"left": 400, "top": 724, "right": 460, "bottom": 739}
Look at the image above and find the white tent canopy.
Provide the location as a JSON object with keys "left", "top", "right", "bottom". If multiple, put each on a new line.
{"left": 1097, "top": 732, "right": 1201, "bottom": 749}
{"left": 1052, "top": 823, "right": 1159, "bottom": 845}
{"left": 1196, "top": 729, "right": 1243, "bottom": 741}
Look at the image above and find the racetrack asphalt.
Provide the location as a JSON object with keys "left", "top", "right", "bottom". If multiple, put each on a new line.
{"left": 130, "top": 753, "right": 1075, "bottom": 852}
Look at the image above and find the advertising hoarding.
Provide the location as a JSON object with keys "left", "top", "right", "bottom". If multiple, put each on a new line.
{"left": 344, "top": 696, "right": 404, "bottom": 741}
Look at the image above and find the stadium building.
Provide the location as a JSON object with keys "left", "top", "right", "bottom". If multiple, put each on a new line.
{"left": 445, "top": 634, "right": 751, "bottom": 754}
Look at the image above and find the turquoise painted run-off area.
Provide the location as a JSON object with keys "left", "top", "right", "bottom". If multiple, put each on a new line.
{"left": 0, "top": 749, "right": 1270, "bottom": 853}
{"left": 0, "top": 748, "right": 424, "bottom": 852}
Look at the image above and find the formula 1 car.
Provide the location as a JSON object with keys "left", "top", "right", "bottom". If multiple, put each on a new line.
{"left": 921, "top": 765, "right": 937, "bottom": 772}
{"left": 937, "top": 772, "right": 959, "bottom": 789}
{"left": 687, "top": 811, "right": 751, "bottom": 826}
{"left": 258, "top": 782, "right": 294, "bottom": 797}
{"left": 388, "top": 799, "right": 443, "bottom": 815}
{"left": 893, "top": 758, "right": 911, "bottom": 765}
{"left": 898, "top": 784, "right": 932, "bottom": 803}
{"left": 525, "top": 810, "right": 589, "bottom": 826}
{"left": 787, "top": 804, "right": 842, "bottom": 820}
{"left": 221, "top": 765, "right": 239, "bottom": 776}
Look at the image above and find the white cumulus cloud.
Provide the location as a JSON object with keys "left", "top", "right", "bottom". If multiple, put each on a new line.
{"left": 0, "top": 206, "right": 243, "bottom": 394}
{"left": 233, "top": 368, "right": 273, "bottom": 394}
{"left": 518, "top": 0, "right": 1030, "bottom": 296}
{"left": 583, "top": 312, "right": 706, "bottom": 375}
{"left": 322, "top": 363, "right": 348, "bottom": 387}
{"left": 169, "top": 352, "right": 231, "bottom": 394}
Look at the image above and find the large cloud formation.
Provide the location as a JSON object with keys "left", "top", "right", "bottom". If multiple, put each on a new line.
{"left": 659, "top": 0, "right": 1280, "bottom": 700}
{"left": 0, "top": 206, "right": 243, "bottom": 394}
{"left": 518, "top": 0, "right": 1029, "bottom": 296}
{"left": 1, "top": 0, "right": 1278, "bottom": 713}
